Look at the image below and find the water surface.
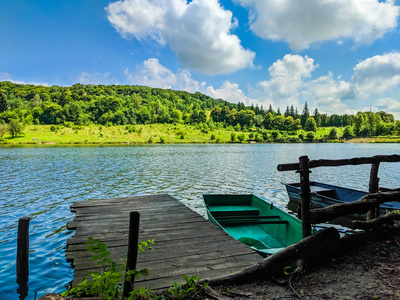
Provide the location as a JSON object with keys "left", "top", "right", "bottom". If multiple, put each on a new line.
{"left": 1, "top": 143, "right": 399, "bottom": 299}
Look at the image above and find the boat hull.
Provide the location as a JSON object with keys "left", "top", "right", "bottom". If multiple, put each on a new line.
{"left": 284, "top": 182, "right": 400, "bottom": 215}
{"left": 203, "top": 194, "right": 302, "bottom": 256}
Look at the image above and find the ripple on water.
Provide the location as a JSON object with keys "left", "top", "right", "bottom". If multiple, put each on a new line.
{"left": 1, "top": 144, "right": 400, "bottom": 299}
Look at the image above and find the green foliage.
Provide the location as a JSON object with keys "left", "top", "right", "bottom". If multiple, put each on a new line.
{"left": 342, "top": 125, "right": 354, "bottom": 138}
{"left": 304, "top": 116, "right": 317, "bottom": 132}
{"left": 167, "top": 275, "right": 209, "bottom": 299}
{"left": 0, "top": 82, "right": 398, "bottom": 143}
{"left": 61, "top": 237, "right": 155, "bottom": 300}
{"left": 0, "top": 93, "right": 7, "bottom": 113}
{"left": 230, "top": 132, "right": 236, "bottom": 142}
{"left": 0, "top": 123, "right": 8, "bottom": 137}
{"left": 8, "top": 119, "right": 23, "bottom": 138}
{"left": 305, "top": 131, "right": 315, "bottom": 141}
{"left": 210, "top": 134, "right": 216, "bottom": 140}
{"left": 328, "top": 127, "right": 339, "bottom": 139}
{"left": 237, "top": 133, "right": 245, "bottom": 142}
{"left": 270, "top": 130, "right": 280, "bottom": 141}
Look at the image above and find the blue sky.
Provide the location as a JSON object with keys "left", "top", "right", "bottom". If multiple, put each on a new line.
{"left": 1, "top": 0, "right": 400, "bottom": 118}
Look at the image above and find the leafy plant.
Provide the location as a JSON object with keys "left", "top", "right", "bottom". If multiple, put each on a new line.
{"left": 167, "top": 275, "right": 209, "bottom": 299}
{"left": 61, "top": 237, "right": 154, "bottom": 300}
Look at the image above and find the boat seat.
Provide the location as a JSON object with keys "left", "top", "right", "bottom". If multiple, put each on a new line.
{"left": 215, "top": 215, "right": 281, "bottom": 221}
{"left": 210, "top": 206, "right": 260, "bottom": 217}
{"left": 218, "top": 220, "right": 289, "bottom": 226}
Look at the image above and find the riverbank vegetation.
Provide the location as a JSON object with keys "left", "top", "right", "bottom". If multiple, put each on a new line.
{"left": 1, "top": 81, "right": 399, "bottom": 145}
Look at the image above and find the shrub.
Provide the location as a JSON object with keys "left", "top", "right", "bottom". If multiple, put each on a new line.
{"left": 328, "top": 127, "right": 339, "bottom": 139}
{"left": 255, "top": 133, "right": 263, "bottom": 142}
{"left": 210, "top": 134, "right": 216, "bottom": 140}
{"left": 230, "top": 132, "right": 236, "bottom": 142}
{"left": 270, "top": 130, "right": 280, "bottom": 141}
{"left": 237, "top": 133, "right": 245, "bottom": 142}
{"left": 343, "top": 125, "right": 354, "bottom": 138}
{"left": 305, "top": 131, "right": 315, "bottom": 141}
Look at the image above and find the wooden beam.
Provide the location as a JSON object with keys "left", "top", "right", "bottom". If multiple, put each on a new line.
{"left": 277, "top": 154, "right": 400, "bottom": 171}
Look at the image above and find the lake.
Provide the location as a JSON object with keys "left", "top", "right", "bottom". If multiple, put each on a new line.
{"left": 1, "top": 143, "right": 399, "bottom": 299}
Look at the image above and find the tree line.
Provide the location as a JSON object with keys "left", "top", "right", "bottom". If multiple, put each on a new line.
{"left": 0, "top": 81, "right": 399, "bottom": 138}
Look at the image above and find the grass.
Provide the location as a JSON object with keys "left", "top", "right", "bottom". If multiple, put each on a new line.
{"left": 0, "top": 124, "right": 255, "bottom": 145}
{"left": 1, "top": 124, "right": 399, "bottom": 146}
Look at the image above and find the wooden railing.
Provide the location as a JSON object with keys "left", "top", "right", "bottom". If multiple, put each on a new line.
{"left": 277, "top": 155, "right": 400, "bottom": 238}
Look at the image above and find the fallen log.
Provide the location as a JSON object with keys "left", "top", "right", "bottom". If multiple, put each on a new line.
{"left": 309, "top": 191, "right": 400, "bottom": 224}
{"left": 350, "top": 213, "right": 400, "bottom": 231}
{"left": 200, "top": 227, "right": 340, "bottom": 286}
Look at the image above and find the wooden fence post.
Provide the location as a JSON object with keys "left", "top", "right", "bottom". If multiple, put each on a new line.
{"left": 17, "top": 217, "right": 30, "bottom": 278}
{"left": 367, "top": 161, "right": 380, "bottom": 220}
{"left": 298, "top": 156, "right": 312, "bottom": 238}
{"left": 123, "top": 211, "right": 140, "bottom": 298}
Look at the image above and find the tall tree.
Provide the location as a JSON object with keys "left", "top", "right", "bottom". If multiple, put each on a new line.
{"left": 0, "top": 93, "right": 7, "bottom": 113}
{"left": 313, "top": 108, "right": 321, "bottom": 127}
{"left": 301, "top": 102, "right": 310, "bottom": 127}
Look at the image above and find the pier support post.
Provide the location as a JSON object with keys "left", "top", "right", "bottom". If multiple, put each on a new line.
{"left": 17, "top": 217, "right": 30, "bottom": 300}
{"left": 123, "top": 211, "right": 140, "bottom": 298}
{"left": 298, "top": 156, "right": 312, "bottom": 239}
{"left": 17, "top": 217, "right": 30, "bottom": 278}
{"left": 367, "top": 161, "right": 380, "bottom": 220}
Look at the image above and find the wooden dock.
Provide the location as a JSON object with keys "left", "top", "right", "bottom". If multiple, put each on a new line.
{"left": 66, "top": 194, "right": 262, "bottom": 291}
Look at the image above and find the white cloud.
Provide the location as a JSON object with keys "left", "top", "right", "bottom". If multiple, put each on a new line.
{"left": 352, "top": 51, "right": 400, "bottom": 99}
{"left": 206, "top": 81, "right": 255, "bottom": 105}
{"left": 0, "top": 72, "right": 49, "bottom": 86}
{"left": 125, "top": 58, "right": 177, "bottom": 89}
{"left": 257, "top": 54, "right": 317, "bottom": 108}
{"left": 78, "top": 72, "right": 119, "bottom": 85}
{"left": 375, "top": 98, "right": 400, "bottom": 119}
{"left": 106, "top": 0, "right": 255, "bottom": 74}
{"left": 305, "top": 73, "right": 355, "bottom": 115}
{"left": 236, "top": 0, "right": 399, "bottom": 51}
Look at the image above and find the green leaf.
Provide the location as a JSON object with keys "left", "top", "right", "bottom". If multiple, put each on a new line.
{"left": 100, "top": 250, "right": 110, "bottom": 257}
{"left": 90, "top": 255, "right": 99, "bottom": 261}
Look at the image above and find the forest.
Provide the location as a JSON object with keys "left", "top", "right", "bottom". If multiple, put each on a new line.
{"left": 0, "top": 81, "right": 399, "bottom": 143}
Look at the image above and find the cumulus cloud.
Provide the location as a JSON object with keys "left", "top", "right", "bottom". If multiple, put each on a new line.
{"left": 305, "top": 73, "right": 355, "bottom": 115}
{"left": 236, "top": 0, "right": 399, "bottom": 51}
{"left": 206, "top": 81, "right": 255, "bottom": 105}
{"left": 125, "top": 58, "right": 177, "bottom": 89}
{"left": 352, "top": 51, "right": 400, "bottom": 99}
{"left": 257, "top": 54, "right": 316, "bottom": 108}
{"left": 106, "top": 0, "right": 255, "bottom": 74}
{"left": 375, "top": 98, "right": 400, "bottom": 119}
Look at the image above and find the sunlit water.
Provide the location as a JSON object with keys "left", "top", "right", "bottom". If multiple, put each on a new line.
{"left": 1, "top": 143, "right": 399, "bottom": 299}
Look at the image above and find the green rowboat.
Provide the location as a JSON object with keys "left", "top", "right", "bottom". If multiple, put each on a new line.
{"left": 203, "top": 194, "right": 303, "bottom": 256}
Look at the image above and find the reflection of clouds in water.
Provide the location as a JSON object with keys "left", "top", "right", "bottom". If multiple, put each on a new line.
{"left": 0, "top": 144, "right": 399, "bottom": 298}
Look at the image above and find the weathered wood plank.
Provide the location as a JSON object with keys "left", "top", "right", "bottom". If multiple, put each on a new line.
{"left": 66, "top": 194, "right": 262, "bottom": 291}
{"left": 71, "top": 244, "right": 258, "bottom": 271}
{"left": 277, "top": 154, "right": 400, "bottom": 171}
{"left": 66, "top": 233, "right": 234, "bottom": 253}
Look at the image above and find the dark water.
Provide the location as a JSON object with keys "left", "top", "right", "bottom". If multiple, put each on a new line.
{"left": 1, "top": 143, "right": 399, "bottom": 299}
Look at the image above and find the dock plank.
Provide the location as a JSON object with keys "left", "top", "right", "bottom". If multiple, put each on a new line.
{"left": 66, "top": 194, "right": 262, "bottom": 291}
